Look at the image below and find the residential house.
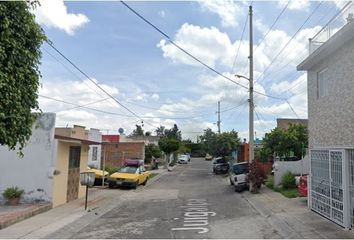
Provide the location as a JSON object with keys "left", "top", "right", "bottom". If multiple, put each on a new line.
{"left": 0, "top": 115, "right": 100, "bottom": 207}
{"left": 120, "top": 134, "right": 160, "bottom": 146}
{"left": 276, "top": 118, "right": 308, "bottom": 131}
{"left": 88, "top": 128, "right": 102, "bottom": 168}
{"left": 101, "top": 134, "right": 145, "bottom": 168}
{"left": 297, "top": 6, "right": 354, "bottom": 229}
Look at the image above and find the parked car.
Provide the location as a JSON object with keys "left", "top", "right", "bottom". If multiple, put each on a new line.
{"left": 229, "top": 162, "right": 249, "bottom": 192}
{"left": 87, "top": 167, "right": 109, "bottom": 185}
{"left": 108, "top": 159, "right": 150, "bottom": 189}
{"left": 298, "top": 175, "right": 308, "bottom": 197}
{"left": 178, "top": 154, "right": 189, "bottom": 164}
{"left": 205, "top": 153, "right": 213, "bottom": 161}
{"left": 212, "top": 157, "right": 230, "bottom": 174}
{"left": 186, "top": 153, "right": 191, "bottom": 162}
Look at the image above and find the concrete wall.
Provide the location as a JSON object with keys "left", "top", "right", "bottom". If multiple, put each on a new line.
{"left": 307, "top": 39, "right": 354, "bottom": 148}
{"left": 88, "top": 129, "right": 102, "bottom": 168}
{"left": 277, "top": 119, "right": 308, "bottom": 131}
{"left": 273, "top": 156, "right": 309, "bottom": 187}
{"left": 0, "top": 113, "right": 56, "bottom": 204}
{"left": 52, "top": 141, "right": 89, "bottom": 207}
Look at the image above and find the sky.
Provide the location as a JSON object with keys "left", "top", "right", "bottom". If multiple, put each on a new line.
{"left": 33, "top": 0, "right": 347, "bottom": 141}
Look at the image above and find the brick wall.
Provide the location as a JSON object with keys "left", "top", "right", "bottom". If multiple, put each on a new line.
{"left": 101, "top": 142, "right": 145, "bottom": 168}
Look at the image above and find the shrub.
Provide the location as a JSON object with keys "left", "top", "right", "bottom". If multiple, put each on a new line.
{"left": 281, "top": 171, "right": 296, "bottom": 189}
{"left": 3, "top": 187, "right": 24, "bottom": 200}
{"left": 104, "top": 165, "right": 120, "bottom": 175}
{"left": 248, "top": 161, "right": 266, "bottom": 193}
{"left": 265, "top": 175, "right": 274, "bottom": 189}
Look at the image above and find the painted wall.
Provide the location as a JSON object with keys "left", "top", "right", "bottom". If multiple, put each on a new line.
{"left": 88, "top": 129, "right": 102, "bottom": 168}
{"left": 273, "top": 156, "right": 309, "bottom": 187}
{"left": 0, "top": 113, "right": 56, "bottom": 204}
{"left": 52, "top": 141, "right": 89, "bottom": 207}
{"left": 307, "top": 39, "right": 354, "bottom": 148}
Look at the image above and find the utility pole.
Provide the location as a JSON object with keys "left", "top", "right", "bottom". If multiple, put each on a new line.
{"left": 217, "top": 101, "right": 221, "bottom": 134}
{"left": 249, "top": 5, "right": 254, "bottom": 162}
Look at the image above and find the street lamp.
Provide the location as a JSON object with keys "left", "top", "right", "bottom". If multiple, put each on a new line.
{"left": 235, "top": 74, "right": 254, "bottom": 163}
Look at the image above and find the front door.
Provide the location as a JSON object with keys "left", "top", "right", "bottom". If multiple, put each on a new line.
{"left": 67, "top": 146, "right": 81, "bottom": 202}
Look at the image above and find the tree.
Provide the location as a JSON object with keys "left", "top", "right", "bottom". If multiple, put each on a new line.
{"left": 158, "top": 137, "right": 180, "bottom": 168}
{"left": 164, "top": 124, "right": 181, "bottom": 140}
{"left": 145, "top": 144, "right": 162, "bottom": 164}
{"left": 0, "top": 1, "right": 46, "bottom": 154}
{"left": 155, "top": 126, "right": 165, "bottom": 137}
{"left": 199, "top": 128, "right": 240, "bottom": 157}
{"left": 261, "top": 124, "right": 308, "bottom": 161}
{"left": 129, "top": 125, "right": 144, "bottom": 137}
{"left": 145, "top": 131, "right": 151, "bottom": 136}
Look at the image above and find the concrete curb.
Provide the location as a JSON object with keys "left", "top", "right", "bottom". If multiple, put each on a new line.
{"left": 0, "top": 203, "right": 52, "bottom": 230}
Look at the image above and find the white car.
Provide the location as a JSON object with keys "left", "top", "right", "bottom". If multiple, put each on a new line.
{"left": 229, "top": 162, "right": 249, "bottom": 192}
{"left": 178, "top": 155, "right": 189, "bottom": 164}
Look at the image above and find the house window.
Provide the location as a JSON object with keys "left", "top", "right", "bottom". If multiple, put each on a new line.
{"left": 317, "top": 68, "right": 328, "bottom": 98}
{"left": 92, "top": 147, "right": 98, "bottom": 161}
{"left": 69, "top": 146, "right": 81, "bottom": 169}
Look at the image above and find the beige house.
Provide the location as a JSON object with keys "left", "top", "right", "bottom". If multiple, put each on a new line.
{"left": 53, "top": 125, "right": 100, "bottom": 207}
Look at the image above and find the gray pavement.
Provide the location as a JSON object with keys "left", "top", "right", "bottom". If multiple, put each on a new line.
{"left": 1, "top": 158, "right": 354, "bottom": 239}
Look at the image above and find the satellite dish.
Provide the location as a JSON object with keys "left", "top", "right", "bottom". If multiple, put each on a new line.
{"left": 118, "top": 128, "right": 124, "bottom": 134}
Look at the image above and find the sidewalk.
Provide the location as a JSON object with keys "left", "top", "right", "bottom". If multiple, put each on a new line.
{"left": 244, "top": 187, "right": 354, "bottom": 239}
{"left": 0, "top": 167, "right": 170, "bottom": 239}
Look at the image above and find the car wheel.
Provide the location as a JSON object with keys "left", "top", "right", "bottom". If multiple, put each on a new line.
{"left": 235, "top": 186, "right": 241, "bottom": 192}
{"left": 142, "top": 177, "right": 148, "bottom": 186}
{"left": 133, "top": 181, "right": 138, "bottom": 189}
{"left": 230, "top": 179, "right": 234, "bottom": 185}
{"left": 108, "top": 182, "right": 115, "bottom": 189}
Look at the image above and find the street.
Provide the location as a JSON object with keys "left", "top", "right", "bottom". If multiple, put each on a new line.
{"left": 46, "top": 158, "right": 283, "bottom": 239}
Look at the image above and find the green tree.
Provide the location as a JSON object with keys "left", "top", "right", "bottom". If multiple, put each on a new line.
{"left": 155, "top": 126, "right": 165, "bottom": 137}
{"left": 145, "top": 144, "right": 162, "bottom": 163}
{"left": 0, "top": 1, "right": 46, "bottom": 154}
{"left": 164, "top": 124, "right": 181, "bottom": 140}
{"left": 287, "top": 124, "right": 308, "bottom": 157}
{"left": 199, "top": 128, "right": 216, "bottom": 154}
{"left": 199, "top": 129, "right": 240, "bottom": 157}
{"left": 129, "top": 125, "right": 144, "bottom": 137}
{"left": 158, "top": 137, "right": 180, "bottom": 168}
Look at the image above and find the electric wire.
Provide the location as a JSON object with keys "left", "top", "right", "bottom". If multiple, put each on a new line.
{"left": 231, "top": 13, "right": 248, "bottom": 73}
{"left": 120, "top": 0, "right": 286, "bottom": 101}
{"left": 256, "top": 1, "right": 323, "bottom": 84}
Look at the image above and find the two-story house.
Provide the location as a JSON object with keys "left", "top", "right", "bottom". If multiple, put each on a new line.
{"left": 297, "top": 5, "right": 354, "bottom": 229}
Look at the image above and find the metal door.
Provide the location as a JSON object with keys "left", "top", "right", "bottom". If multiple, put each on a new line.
{"left": 329, "top": 150, "right": 344, "bottom": 225}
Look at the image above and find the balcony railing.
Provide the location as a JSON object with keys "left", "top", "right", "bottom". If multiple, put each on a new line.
{"left": 309, "top": 2, "right": 354, "bottom": 54}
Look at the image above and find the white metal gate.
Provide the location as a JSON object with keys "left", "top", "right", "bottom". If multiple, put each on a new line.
{"left": 348, "top": 149, "right": 354, "bottom": 228}
{"left": 310, "top": 149, "right": 348, "bottom": 228}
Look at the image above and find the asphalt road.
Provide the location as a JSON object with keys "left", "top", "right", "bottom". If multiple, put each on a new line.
{"left": 47, "top": 158, "right": 282, "bottom": 239}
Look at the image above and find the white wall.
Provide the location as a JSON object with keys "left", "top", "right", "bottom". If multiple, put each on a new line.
{"left": 88, "top": 129, "right": 102, "bottom": 168}
{"left": 273, "top": 155, "right": 309, "bottom": 187}
{"left": 0, "top": 113, "right": 56, "bottom": 204}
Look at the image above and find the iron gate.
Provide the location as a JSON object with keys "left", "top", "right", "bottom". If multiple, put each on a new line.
{"left": 310, "top": 149, "right": 348, "bottom": 228}
{"left": 348, "top": 149, "right": 354, "bottom": 228}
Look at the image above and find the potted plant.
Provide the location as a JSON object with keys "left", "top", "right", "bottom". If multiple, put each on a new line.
{"left": 2, "top": 187, "right": 24, "bottom": 206}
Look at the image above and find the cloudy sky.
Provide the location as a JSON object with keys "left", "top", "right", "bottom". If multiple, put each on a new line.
{"left": 34, "top": 0, "right": 346, "bottom": 141}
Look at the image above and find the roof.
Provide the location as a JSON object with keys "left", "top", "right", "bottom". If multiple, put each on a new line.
{"left": 54, "top": 135, "right": 101, "bottom": 145}
{"left": 297, "top": 20, "right": 354, "bottom": 71}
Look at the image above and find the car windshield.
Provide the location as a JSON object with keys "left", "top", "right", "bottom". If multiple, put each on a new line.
{"left": 118, "top": 166, "right": 138, "bottom": 174}
{"left": 215, "top": 158, "right": 226, "bottom": 164}
{"left": 233, "top": 164, "right": 249, "bottom": 174}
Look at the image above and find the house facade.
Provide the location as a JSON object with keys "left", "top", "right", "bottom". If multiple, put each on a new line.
{"left": 297, "top": 8, "right": 354, "bottom": 229}
{"left": 88, "top": 128, "right": 102, "bottom": 168}
{"left": 0, "top": 116, "right": 100, "bottom": 207}
{"left": 276, "top": 118, "right": 308, "bottom": 131}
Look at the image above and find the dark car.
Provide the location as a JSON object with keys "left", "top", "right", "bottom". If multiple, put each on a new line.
{"left": 212, "top": 157, "right": 230, "bottom": 174}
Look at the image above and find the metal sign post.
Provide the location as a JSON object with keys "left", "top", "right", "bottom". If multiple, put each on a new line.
{"left": 80, "top": 172, "right": 95, "bottom": 210}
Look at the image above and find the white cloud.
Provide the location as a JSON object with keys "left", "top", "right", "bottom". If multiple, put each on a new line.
{"left": 198, "top": 0, "right": 243, "bottom": 27}
{"left": 151, "top": 93, "right": 160, "bottom": 101}
{"left": 158, "top": 10, "right": 165, "bottom": 18}
{"left": 33, "top": 0, "right": 89, "bottom": 35}
{"left": 278, "top": 0, "right": 311, "bottom": 11}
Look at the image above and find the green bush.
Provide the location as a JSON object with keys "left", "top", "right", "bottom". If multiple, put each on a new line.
{"left": 3, "top": 186, "right": 24, "bottom": 200}
{"left": 104, "top": 165, "right": 120, "bottom": 175}
{"left": 265, "top": 175, "right": 274, "bottom": 189}
{"left": 281, "top": 171, "right": 296, "bottom": 190}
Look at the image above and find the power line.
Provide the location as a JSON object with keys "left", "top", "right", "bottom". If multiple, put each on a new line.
{"left": 253, "top": 0, "right": 290, "bottom": 53}
{"left": 231, "top": 13, "right": 248, "bottom": 73}
{"left": 120, "top": 1, "right": 286, "bottom": 101}
{"left": 51, "top": 97, "right": 110, "bottom": 113}
{"left": 44, "top": 40, "right": 160, "bottom": 128}
{"left": 256, "top": 1, "right": 323, "bottom": 84}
